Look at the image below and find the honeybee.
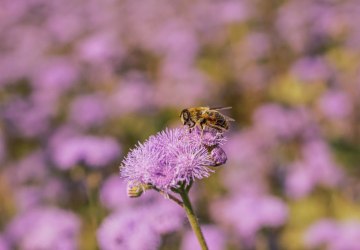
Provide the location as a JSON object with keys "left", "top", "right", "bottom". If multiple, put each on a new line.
{"left": 180, "top": 106, "right": 235, "bottom": 131}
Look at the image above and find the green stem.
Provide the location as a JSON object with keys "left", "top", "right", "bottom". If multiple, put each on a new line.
{"left": 179, "top": 186, "right": 208, "bottom": 250}
{"left": 152, "top": 187, "right": 183, "bottom": 206}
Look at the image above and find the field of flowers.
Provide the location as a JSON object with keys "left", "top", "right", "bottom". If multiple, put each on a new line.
{"left": 1, "top": 0, "right": 360, "bottom": 249}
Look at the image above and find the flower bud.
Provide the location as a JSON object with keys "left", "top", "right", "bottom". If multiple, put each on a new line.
{"left": 127, "top": 183, "right": 151, "bottom": 198}
{"left": 210, "top": 147, "right": 227, "bottom": 167}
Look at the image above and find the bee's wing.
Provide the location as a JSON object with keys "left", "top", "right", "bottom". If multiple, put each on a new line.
{"left": 209, "top": 107, "right": 235, "bottom": 121}
{"left": 209, "top": 106, "right": 232, "bottom": 111}
{"left": 223, "top": 115, "right": 235, "bottom": 122}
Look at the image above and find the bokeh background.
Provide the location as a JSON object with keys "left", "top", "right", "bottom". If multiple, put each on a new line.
{"left": 1, "top": 0, "right": 360, "bottom": 249}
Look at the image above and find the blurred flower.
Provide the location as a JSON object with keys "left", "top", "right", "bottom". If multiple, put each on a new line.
{"left": 11, "top": 179, "right": 67, "bottom": 212}
{"left": 13, "top": 187, "right": 43, "bottom": 211}
{"left": 76, "top": 32, "right": 125, "bottom": 65}
{"left": 2, "top": 98, "right": 53, "bottom": 137}
{"left": 305, "top": 220, "right": 360, "bottom": 250}
{"left": 285, "top": 162, "right": 315, "bottom": 199}
{"left": 6, "top": 207, "right": 81, "bottom": 250}
{"left": 156, "top": 65, "right": 211, "bottom": 108}
{"left": 97, "top": 209, "right": 161, "bottom": 250}
{"left": 318, "top": 90, "right": 352, "bottom": 119}
{"left": 211, "top": 194, "right": 288, "bottom": 246}
{"left": 98, "top": 181, "right": 184, "bottom": 245}
{"left": 301, "top": 140, "right": 342, "bottom": 187}
{"left": 151, "top": 20, "right": 198, "bottom": 65}
{"left": 99, "top": 175, "right": 133, "bottom": 211}
{"left": 52, "top": 135, "right": 121, "bottom": 170}
{"left": 31, "top": 58, "right": 79, "bottom": 91}
{"left": 304, "top": 219, "right": 338, "bottom": 248}
{"left": 146, "top": 200, "right": 184, "bottom": 235}
{"left": 291, "top": 57, "right": 331, "bottom": 82}
{"left": 224, "top": 130, "right": 270, "bottom": 169}
{"left": 253, "top": 104, "right": 311, "bottom": 140}
{"left": 238, "top": 32, "right": 270, "bottom": 61}
{"left": 45, "top": 10, "right": 84, "bottom": 43}
{"left": 120, "top": 127, "right": 223, "bottom": 191}
{"left": 331, "top": 222, "right": 360, "bottom": 250}
{"left": 215, "top": 0, "right": 252, "bottom": 24}
{"left": 5, "top": 150, "right": 48, "bottom": 185}
{"left": 0, "top": 234, "right": 9, "bottom": 250}
{"left": 108, "top": 73, "right": 154, "bottom": 115}
{"left": 69, "top": 94, "right": 109, "bottom": 128}
{"left": 221, "top": 130, "right": 270, "bottom": 194}
{"left": 181, "top": 225, "right": 226, "bottom": 250}
{"left": 276, "top": 1, "right": 338, "bottom": 53}
{"left": 286, "top": 140, "right": 342, "bottom": 199}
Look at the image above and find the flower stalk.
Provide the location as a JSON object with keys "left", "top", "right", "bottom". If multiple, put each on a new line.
{"left": 178, "top": 184, "right": 208, "bottom": 250}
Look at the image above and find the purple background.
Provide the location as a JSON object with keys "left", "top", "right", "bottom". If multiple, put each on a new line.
{"left": 1, "top": 0, "right": 360, "bottom": 249}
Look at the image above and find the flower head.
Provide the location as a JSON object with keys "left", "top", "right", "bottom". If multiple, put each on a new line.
{"left": 120, "top": 127, "right": 226, "bottom": 191}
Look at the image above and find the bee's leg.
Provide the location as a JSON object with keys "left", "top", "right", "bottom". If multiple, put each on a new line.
{"left": 198, "top": 119, "right": 206, "bottom": 140}
{"left": 187, "top": 126, "right": 192, "bottom": 133}
{"left": 186, "top": 121, "right": 195, "bottom": 133}
{"left": 201, "top": 127, "right": 205, "bottom": 140}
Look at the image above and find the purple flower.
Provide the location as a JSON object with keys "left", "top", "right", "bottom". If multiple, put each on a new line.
{"left": 0, "top": 235, "right": 9, "bottom": 250}
{"left": 108, "top": 74, "right": 154, "bottom": 116}
{"left": 32, "top": 58, "right": 79, "bottom": 92}
{"left": 155, "top": 66, "right": 210, "bottom": 108}
{"left": 76, "top": 32, "right": 125, "bottom": 65}
{"left": 5, "top": 150, "right": 47, "bottom": 185}
{"left": 291, "top": 57, "right": 331, "bottom": 82}
{"left": 69, "top": 94, "right": 109, "bottom": 128}
{"left": 181, "top": 225, "right": 226, "bottom": 250}
{"left": 151, "top": 20, "right": 198, "bottom": 65}
{"left": 304, "top": 219, "right": 338, "bottom": 248}
{"left": 52, "top": 134, "right": 121, "bottom": 170}
{"left": 97, "top": 198, "right": 184, "bottom": 250}
{"left": 285, "top": 162, "right": 315, "bottom": 199}
{"left": 97, "top": 209, "right": 161, "bottom": 250}
{"left": 121, "top": 127, "right": 225, "bottom": 191}
{"left": 331, "top": 222, "right": 360, "bottom": 250}
{"left": 211, "top": 194, "right": 288, "bottom": 246}
{"left": 13, "top": 179, "right": 67, "bottom": 211}
{"left": 13, "top": 187, "right": 43, "bottom": 211}
{"left": 318, "top": 90, "right": 352, "bottom": 119}
{"left": 253, "top": 104, "right": 311, "bottom": 140}
{"left": 286, "top": 140, "right": 342, "bottom": 199}
{"left": 301, "top": 140, "right": 343, "bottom": 187}
{"left": 6, "top": 207, "right": 81, "bottom": 250}
{"left": 146, "top": 199, "right": 184, "bottom": 235}
{"left": 2, "top": 98, "right": 53, "bottom": 138}
{"left": 304, "top": 220, "right": 360, "bottom": 250}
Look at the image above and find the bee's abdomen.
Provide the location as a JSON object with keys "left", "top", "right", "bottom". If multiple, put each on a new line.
{"left": 214, "top": 113, "right": 228, "bottom": 129}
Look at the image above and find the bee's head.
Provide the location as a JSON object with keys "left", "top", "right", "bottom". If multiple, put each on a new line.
{"left": 180, "top": 109, "right": 194, "bottom": 127}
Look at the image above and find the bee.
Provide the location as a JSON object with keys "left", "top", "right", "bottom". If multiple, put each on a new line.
{"left": 180, "top": 106, "right": 235, "bottom": 132}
